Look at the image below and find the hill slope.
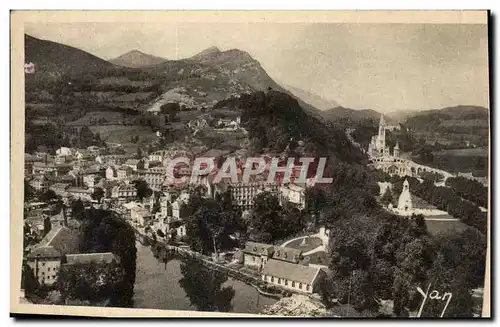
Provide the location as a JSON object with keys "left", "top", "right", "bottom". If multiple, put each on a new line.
{"left": 24, "top": 34, "right": 113, "bottom": 76}
{"left": 110, "top": 50, "right": 167, "bottom": 68}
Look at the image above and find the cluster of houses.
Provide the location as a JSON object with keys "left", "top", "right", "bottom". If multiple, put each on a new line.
{"left": 187, "top": 115, "right": 245, "bottom": 134}
{"left": 237, "top": 241, "right": 325, "bottom": 295}
{"left": 23, "top": 143, "right": 317, "bottom": 293}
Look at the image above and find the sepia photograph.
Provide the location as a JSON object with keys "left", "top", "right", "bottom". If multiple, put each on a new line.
{"left": 10, "top": 10, "right": 490, "bottom": 318}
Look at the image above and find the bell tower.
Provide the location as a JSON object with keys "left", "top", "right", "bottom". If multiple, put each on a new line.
{"left": 377, "top": 114, "right": 386, "bottom": 151}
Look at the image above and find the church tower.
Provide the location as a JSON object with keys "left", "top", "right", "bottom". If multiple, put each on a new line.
{"left": 377, "top": 114, "right": 386, "bottom": 152}
{"left": 394, "top": 142, "right": 400, "bottom": 157}
{"left": 397, "top": 179, "right": 413, "bottom": 212}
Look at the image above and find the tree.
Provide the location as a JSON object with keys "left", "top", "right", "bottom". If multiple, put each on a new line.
{"left": 178, "top": 257, "right": 235, "bottom": 312}
{"left": 43, "top": 216, "right": 52, "bottom": 236}
{"left": 392, "top": 237, "right": 433, "bottom": 316}
{"left": 71, "top": 199, "right": 85, "bottom": 220}
{"left": 184, "top": 192, "right": 237, "bottom": 255}
{"left": 304, "top": 186, "right": 327, "bottom": 225}
{"left": 135, "top": 148, "right": 143, "bottom": 159}
{"left": 249, "top": 192, "right": 284, "bottom": 243}
{"left": 39, "top": 189, "right": 58, "bottom": 203}
{"left": 91, "top": 187, "right": 105, "bottom": 203}
{"left": 132, "top": 180, "right": 153, "bottom": 201}
{"left": 381, "top": 187, "right": 394, "bottom": 206}
{"left": 24, "top": 179, "right": 35, "bottom": 202}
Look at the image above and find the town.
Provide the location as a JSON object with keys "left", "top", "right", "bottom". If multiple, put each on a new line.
{"left": 17, "top": 17, "right": 489, "bottom": 318}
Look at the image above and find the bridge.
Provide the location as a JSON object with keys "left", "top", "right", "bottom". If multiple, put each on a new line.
{"left": 369, "top": 156, "right": 454, "bottom": 184}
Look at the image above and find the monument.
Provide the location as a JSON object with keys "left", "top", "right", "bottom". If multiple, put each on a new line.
{"left": 397, "top": 179, "right": 413, "bottom": 212}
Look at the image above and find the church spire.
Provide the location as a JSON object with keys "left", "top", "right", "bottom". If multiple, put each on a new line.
{"left": 379, "top": 113, "right": 385, "bottom": 127}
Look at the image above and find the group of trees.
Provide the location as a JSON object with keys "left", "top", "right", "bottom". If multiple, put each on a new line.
{"left": 178, "top": 257, "right": 235, "bottom": 312}
{"left": 246, "top": 191, "right": 307, "bottom": 243}
{"left": 71, "top": 209, "right": 137, "bottom": 307}
{"left": 183, "top": 189, "right": 241, "bottom": 256}
{"left": 25, "top": 122, "right": 105, "bottom": 153}
{"left": 321, "top": 208, "right": 486, "bottom": 317}
{"left": 445, "top": 176, "right": 488, "bottom": 208}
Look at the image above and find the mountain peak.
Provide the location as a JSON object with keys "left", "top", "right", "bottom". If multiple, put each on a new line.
{"left": 109, "top": 50, "right": 167, "bottom": 68}
{"left": 190, "top": 46, "right": 222, "bottom": 60}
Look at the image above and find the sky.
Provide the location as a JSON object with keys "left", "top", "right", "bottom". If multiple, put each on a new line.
{"left": 25, "top": 22, "right": 489, "bottom": 112}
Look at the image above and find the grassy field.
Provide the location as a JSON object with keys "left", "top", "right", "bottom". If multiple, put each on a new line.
{"left": 304, "top": 251, "right": 329, "bottom": 266}
{"left": 67, "top": 111, "right": 129, "bottom": 126}
{"left": 286, "top": 236, "right": 323, "bottom": 253}
{"left": 425, "top": 219, "right": 469, "bottom": 236}
{"left": 89, "top": 125, "right": 157, "bottom": 145}
{"left": 433, "top": 147, "right": 488, "bottom": 157}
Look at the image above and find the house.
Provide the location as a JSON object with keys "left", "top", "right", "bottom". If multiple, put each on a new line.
{"left": 261, "top": 259, "right": 325, "bottom": 294}
{"left": 74, "top": 149, "right": 94, "bottom": 162}
{"left": 242, "top": 241, "right": 275, "bottom": 269}
{"left": 106, "top": 166, "right": 117, "bottom": 180}
{"left": 49, "top": 183, "right": 71, "bottom": 197}
{"left": 49, "top": 209, "right": 67, "bottom": 228}
{"left": 272, "top": 246, "right": 302, "bottom": 264}
{"left": 171, "top": 197, "right": 189, "bottom": 220}
{"left": 143, "top": 170, "right": 166, "bottom": 191}
{"left": 149, "top": 150, "right": 166, "bottom": 163}
{"left": 95, "top": 154, "right": 128, "bottom": 166}
{"left": 280, "top": 183, "right": 306, "bottom": 210}
{"left": 117, "top": 166, "right": 134, "bottom": 180}
{"left": 26, "top": 226, "right": 80, "bottom": 286}
{"left": 124, "top": 159, "right": 145, "bottom": 171}
{"left": 56, "top": 147, "right": 73, "bottom": 157}
{"left": 228, "top": 182, "right": 280, "bottom": 210}
{"left": 29, "top": 175, "right": 49, "bottom": 192}
{"left": 130, "top": 205, "right": 152, "bottom": 227}
{"left": 25, "top": 154, "right": 42, "bottom": 175}
{"left": 83, "top": 174, "right": 101, "bottom": 191}
{"left": 111, "top": 184, "right": 137, "bottom": 200}
{"left": 66, "top": 187, "right": 93, "bottom": 201}
{"left": 26, "top": 246, "right": 62, "bottom": 286}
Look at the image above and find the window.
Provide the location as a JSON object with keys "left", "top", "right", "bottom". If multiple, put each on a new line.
{"left": 292, "top": 281, "right": 295, "bottom": 287}
{"left": 299, "top": 283, "right": 303, "bottom": 289}
{"left": 41, "top": 262, "right": 45, "bottom": 266}
{"left": 271, "top": 277, "right": 274, "bottom": 283}
{"left": 285, "top": 280, "right": 289, "bottom": 286}
{"left": 306, "top": 285, "right": 310, "bottom": 291}
{"left": 278, "top": 278, "right": 281, "bottom": 284}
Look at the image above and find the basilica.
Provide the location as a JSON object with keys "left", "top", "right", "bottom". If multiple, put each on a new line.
{"left": 368, "top": 114, "right": 399, "bottom": 159}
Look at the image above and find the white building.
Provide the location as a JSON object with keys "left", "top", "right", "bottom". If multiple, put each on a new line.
{"left": 397, "top": 179, "right": 413, "bottom": 212}
{"left": 56, "top": 147, "right": 73, "bottom": 157}
{"left": 261, "top": 259, "right": 325, "bottom": 294}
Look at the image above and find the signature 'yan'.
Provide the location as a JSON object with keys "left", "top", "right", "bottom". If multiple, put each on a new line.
{"left": 416, "top": 284, "right": 453, "bottom": 318}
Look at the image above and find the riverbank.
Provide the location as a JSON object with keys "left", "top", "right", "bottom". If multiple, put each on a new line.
{"left": 132, "top": 241, "right": 277, "bottom": 313}
{"left": 132, "top": 226, "right": 293, "bottom": 300}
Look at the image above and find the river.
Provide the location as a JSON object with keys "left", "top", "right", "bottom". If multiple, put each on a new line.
{"left": 132, "top": 241, "right": 276, "bottom": 314}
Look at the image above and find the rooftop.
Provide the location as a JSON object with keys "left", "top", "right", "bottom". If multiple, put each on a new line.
{"left": 65, "top": 252, "right": 119, "bottom": 265}
{"left": 262, "top": 259, "right": 321, "bottom": 285}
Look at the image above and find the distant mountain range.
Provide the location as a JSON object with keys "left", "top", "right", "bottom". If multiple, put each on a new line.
{"left": 24, "top": 34, "right": 488, "bottom": 127}
{"left": 24, "top": 34, "right": 322, "bottom": 117}
{"left": 320, "top": 106, "right": 391, "bottom": 125}
{"left": 281, "top": 84, "right": 340, "bottom": 111}
{"left": 25, "top": 34, "right": 113, "bottom": 76}
{"left": 411, "top": 105, "right": 489, "bottom": 119}
{"left": 109, "top": 50, "right": 168, "bottom": 68}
